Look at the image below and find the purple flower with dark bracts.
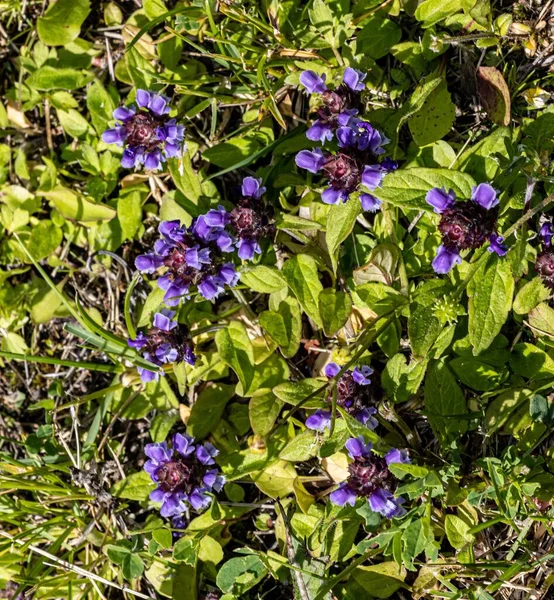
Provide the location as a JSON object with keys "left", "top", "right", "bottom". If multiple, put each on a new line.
{"left": 329, "top": 436, "right": 408, "bottom": 518}
{"left": 102, "top": 89, "right": 185, "bottom": 171}
{"left": 540, "top": 222, "right": 554, "bottom": 247}
{"left": 194, "top": 177, "right": 276, "bottom": 262}
{"left": 135, "top": 219, "right": 239, "bottom": 305}
{"left": 536, "top": 222, "right": 554, "bottom": 289}
{"left": 306, "top": 362, "right": 378, "bottom": 431}
{"left": 426, "top": 183, "right": 507, "bottom": 274}
{"left": 145, "top": 433, "right": 225, "bottom": 518}
{"left": 128, "top": 310, "right": 196, "bottom": 382}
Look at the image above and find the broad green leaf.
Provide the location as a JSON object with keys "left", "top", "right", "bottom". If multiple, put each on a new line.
{"left": 122, "top": 554, "right": 144, "bottom": 580}
{"left": 167, "top": 154, "right": 201, "bottom": 203}
{"left": 351, "top": 282, "right": 407, "bottom": 315}
{"left": 39, "top": 186, "right": 116, "bottom": 222}
{"left": 241, "top": 265, "right": 287, "bottom": 293}
{"left": 27, "top": 66, "right": 93, "bottom": 90}
{"left": 26, "top": 220, "right": 62, "bottom": 262}
{"left": 513, "top": 277, "right": 550, "bottom": 315}
{"left": 202, "top": 138, "right": 262, "bottom": 168}
{"left": 409, "top": 80, "right": 455, "bottom": 147}
{"left": 249, "top": 391, "right": 283, "bottom": 436}
{"left": 252, "top": 459, "right": 296, "bottom": 498}
{"left": 318, "top": 289, "right": 352, "bottom": 336}
{"left": 215, "top": 322, "right": 255, "bottom": 393}
{"left": 356, "top": 16, "right": 402, "bottom": 59}
{"left": 236, "top": 353, "right": 289, "bottom": 397}
{"left": 117, "top": 189, "right": 143, "bottom": 240}
{"left": 457, "top": 126, "right": 511, "bottom": 181}
{"left": 279, "top": 430, "right": 319, "bottom": 462}
{"left": 445, "top": 515, "right": 475, "bottom": 550}
{"left": 351, "top": 562, "right": 407, "bottom": 599}
{"left": 259, "top": 297, "right": 301, "bottom": 358}
{"left": 326, "top": 197, "right": 361, "bottom": 273}
{"left": 173, "top": 538, "right": 199, "bottom": 565}
{"left": 401, "top": 516, "right": 434, "bottom": 570}
{"left": 273, "top": 378, "right": 326, "bottom": 407}
{"left": 282, "top": 255, "right": 324, "bottom": 326}
{"left": 509, "top": 343, "right": 554, "bottom": 380}
{"left": 408, "top": 303, "right": 443, "bottom": 358}
{"left": 188, "top": 383, "right": 235, "bottom": 440}
{"left": 415, "top": 0, "right": 463, "bottom": 26}
{"left": 468, "top": 254, "right": 514, "bottom": 355}
{"left": 87, "top": 79, "right": 117, "bottom": 135}
{"left": 216, "top": 555, "right": 268, "bottom": 596}
{"left": 528, "top": 302, "right": 554, "bottom": 338}
{"left": 371, "top": 168, "right": 476, "bottom": 211}
{"left": 424, "top": 360, "right": 467, "bottom": 444}
{"left": 381, "top": 354, "right": 428, "bottom": 403}
{"left": 37, "top": 0, "right": 90, "bottom": 46}
{"left": 111, "top": 470, "right": 155, "bottom": 501}
{"left": 449, "top": 357, "right": 508, "bottom": 391}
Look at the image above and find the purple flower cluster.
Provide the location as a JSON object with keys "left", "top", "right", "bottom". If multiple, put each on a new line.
{"left": 295, "top": 68, "right": 396, "bottom": 210}
{"left": 128, "top": 310, "right": 196, "bottom": 383}
{"left": 102, "top": 89, "right": 184, "bottom": 171}
{"left": 306, "top": 362, "right": 378, "bottom": 432}
{"left": 330, "top": 436, "right": 408, "bottom": 519}
{"left": 195, "top": 177, "right": 276, "bottom": 260}
{"left": 536, "top": 221, "right": 554, "bottom": 288}
{"left": 145, "top": 433, "right": 225, "bottom": 518}
{"left": 426, "top": 183, "right": 507, "bottom": 274}
{"left": 135, "top": 220, "right": 239, "bottom": 306}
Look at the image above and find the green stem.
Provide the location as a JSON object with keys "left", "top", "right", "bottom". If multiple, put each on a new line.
{"left": 0, "top": 352, "right": 122, "bottom": 373}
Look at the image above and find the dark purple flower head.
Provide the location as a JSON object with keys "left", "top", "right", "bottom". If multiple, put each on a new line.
{"left": 306, "top": 362, "right": 378, "bottom": 431}
{"left": 194, "top": 177, "right": 275, "bottom": 262}
{"left": 329, "top": 436, "right": 408, "bottom": 518}
{"left": 145, "top": 433, "right": 225, "bottom": 518}
{"left": 426, "top": 184, "right": 506, "bottom": 274}
{"left": 536, "top": 248, "right": 554, "bottom": 288}
{"left": 135, "top": 219, "right": 239, "bottom": 305}
{"left": 128, "top": 310, "right": 196, "bottom": 383}
{"left": 102, "top": 89, "right": 185, "bottom": 171}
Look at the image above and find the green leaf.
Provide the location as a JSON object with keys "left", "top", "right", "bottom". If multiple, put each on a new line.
{"left": 528, "top": 302, "right": 554, "bottom": 338}
{"left": 117, "top": 189, "right": 143, "bottom": 240}
{"left": 39, "top": 186, "right": 116, "bottom": 222}
{"left": 415, "top": 0, "right": 462, "bottom": 26}
{"left": 318, "top": 289, "right": 352, "bottom": 337}
{"left": 468, "top": 253, "right": 514, "bottom": 355}
{"left": 326, "top": 197, "right": 361, "bottom": 273}
{"left": 167, "top": 154, "right": 201, "bottom": 204}
{"left": 371, "top": 168, "right": 476, "bottom": 211}
{"left": 216, "top": 555, "right": 268, "bottom": 596}
{"left": 27, "top": 66, "right": 93, "bottom": 90}
{"left": 408, "top": 303, "right": 443, "bottom": 358}
{"left": 86, "top": 79, "right": 117, "bottom": 135}
{"left": 457, "top": 127, "right": 511, "bottom": 181}
{"left": 509, "top": 343, "right": 554, "bottom": 380}
{"left": 26, "top": 220, "right": 62, "bottom": 262}
{"left": 513, "top": 277, "right": 550, "bottom": 315}
{"left": 215, "top": 322, "right": 255, "bottom": 393}
{"left": 111, "top": 470, "right": 155, "bottom": 501}
{"left": 279, "top": 430, "right": 319, "bottom": 462}
{"left": 252, "top": 459, "right": 296, "bottom": 499}
{"left": 401, "top": 517, "right": 434, "bottom": 570}
{"left": 449, "top": 357, "right": 508, "bottom": 392}
{"left": 57, "top": 108, "right": 93, "bottom": 138}
{"left": 273, "top": 378, "right": 326, "bottom": 407}
{"left": 444, "top": 515, "right": 475, "bottom": 550}
{"left": 188, "top": 383, "right": 235, "bottom": 440}
{"left": 152, "top": 528, "right": 173, "bottom": 549}
{"left": 37, "top": 0, "right": 90, "bottom": 46}
{"left": 259, "top": 297, "right": 301, "bottom": 358}
{"left": 424, "top": 360, "right": 467, "bottom": 444}
{"left": 382, "top": 354, "right": 428, "bottom": 403}
{"left": 356, "top": 16, "right": 402, "bottom": 59}
{"left": 202, "top": 138, "right": 262, "bottom": 168}
{"left": 241, "top": 265, "right": 287, "bottom": 293}
{"left": 409, "top": 80, "right": 455, "bottom": 147}
{"left": 351, "top": 562, "right": 407, "bottom": 599}
{"left": 173, "top": 538, "right": 200, "bottom": 565}
{"left": 249, "top": 391, "right": 283, "bottom": 436}
{"left": 282, "top": 255, "right": 323, "bottom": 327}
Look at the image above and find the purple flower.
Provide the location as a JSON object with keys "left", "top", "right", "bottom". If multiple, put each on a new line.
{"left": 540, "top": 222, "right": 554, "bottom": 247}
{"left": 242, "top": 177, "right": 266, "bottom": 199}
{"left": 296, "top": 149, "right": 326, "bottom": 173}
{"left": 324, "top": 362, "right": 341, "bottom": 378}
{"left": 128, "top": 310, "right": 196, "bottom": 382}
{"left": 306, "top": 120, "right": 334, "bottom": 143}
{"left": 360, "top": 193, "right": 382, "bottom": 212}
{"left": 432, "top": 245, "right": 462, "bottom": 275}
{"left": 328, "top": 437, "right": 407, "bottom": 519}
{"left": 385, "top": 448, "right": 410, "bottom": 465}
{"left": 353, "top": 365, "right": 373, "bottom": 386}
{"left": 427, "top": 182, "right": 506, "bottom": 274}
{"left": 305, "top": 409, "right": 332, "bottom": 431}
{"left": 145, "top": 433, "right": 225, "bottom": 518}
{"left": 299, "top": 70, "right": 328, "bottom": 94}
{"left": 343, "top": 67, "right": 366, "bottom": 92}
{"left": 536, "top": 248, "right": 554, "bottom": 288}
{"left": 102, "top": 89, "right": 185, "bottom": 170}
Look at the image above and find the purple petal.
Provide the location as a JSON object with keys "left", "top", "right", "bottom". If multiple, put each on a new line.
{"left": 185, "top": 245, "right": 211, "bottom": 269}
{"left": 128, "top": 331, "right": 148, "bottom": 350}
{"left": 135, "top": 253, "right": 164, "bottom": 273}
{"left": 360, "top": 193, "right": 382, "bottom": 212}
{"left": 113, "top": 106, "right": 135, "bottom": 121}
{"left": 192, "top": 215, "right": 213, "bottom": 241}
{"left": 352, "top": 365, "right": 373, "bottom": 386}
{"left": 216, "top": 231, "right": 235, "bottom": 253}
{"left": 121, "top": 147, "right": 142, "bottom": 169}
{"left": 472, "top": 183, "right": 498, "bottom": 210}
{"left": 488, "top": 233, "right": 507, "bottom": 256}
{"left": 184, "top": 345, "right": 196, "bottom": 366}
{"left": 203, "top": 469, "right": 225, "bottom": 492}
{"left": 149, "top": 487, "right": 165, "bottom": 503}
{"left": 324, "top": 362, "right": 341, "bottom": 378}
{"left": 144, "top": 149, "right": 163, "bottom": 171}
{"left": 148, "top": 94, "right": 170, "bottom": 116}
{"left": 432, "top": 245, "right": 462, "bottom": 274}
{"left": 164, "top": 142, "right": 182, "bottom": 158}
{"left": 380, "top": 158, "right": 398, "bottom": 172}
{"left": 136, "top": 89, "right": 151, "bottom": 108}
{"left": 295, "top": 149, "right": 325, "bottom": 174}
{"left": 145, "top": 442, "right": 172, "bottom": 463}
{"left": 187, "top": 488, "right": 212, "bottom": 511}
{"left": 196, "top": 443, "right": 218, "bottom": 465}
{"left": 385, "top": 448, "right": 411, "bottom": 465}
{"left": 355, "top": 408, "right": 378, "bottom": 430}
{"left": 305, "top": 409, "right": 332, "bottom": 431}
{"left": 426, "top": 187, "right": 456, "bottom": 214}
{"left": 368, "top": 489, "right": 406, "bottom": 519}
{"left": 173, "top": 433, "right": 196, "bottom": 457}
{"left": 101, "top": 127, "right": 126, "bottom": 145}
{"left": 144, "top": 460, "right": 160, "bottom": 478}
{"left": 217, "top": 263, "right": 238, "bottom": 286}
{"left": 156, "top": 343, "right": 178, "bottom": 363}
{"left": 306, "top": 121, "right": 334, "bottom": 143}
{"left": 237, "top": 238, "right": 261, "bottom": 260}
{"left": 541, "top": 222, "right": 554, "bottom": 247}
{"left": 161, "top": 280, "right": 189, "bottom": 305}
{"left": 345, "top": 436, "right": 372, "bottom": 459}
{"left": 160, "top": 492, "right": 185, "bottom": 517}
{"left": 204, "top": 207, "right": 230, "bottom": 228}
{"left": 336, "top": 126, "right": 356, "bottom": 148}
{"left": 343, "top": 67, "right": 366, "bottom": 92}
{"left": 153, "top": 312, "right": 177, "bottom": 332}
{"left": 159, "top": 219, "right": 186, "bottom": 242}
{"left": 242, "top": 177, "right": 265, "bottom": 199}
{"left": 337, "top": 110, "right": 358, "bottom": 126}
{"left": 361, "top": 165, "right": 384, "bottom": 191}
{"left": 321, "top": 187, "right": 348, "bottom": 205}
{"left": 330, "top": 484, "right": 357, "bottom": 507}
{"left": 299, "top": 70, "right": 327, "bottom": 94}
{"left": 138, "top": 368, "right": 159, "bottom": 383}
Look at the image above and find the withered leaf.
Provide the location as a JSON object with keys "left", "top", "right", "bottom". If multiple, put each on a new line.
{"left": 477, "top": 66, "right": 511, "bottom": 126}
